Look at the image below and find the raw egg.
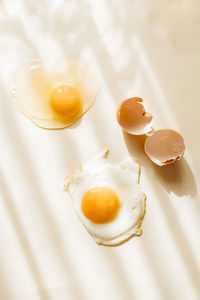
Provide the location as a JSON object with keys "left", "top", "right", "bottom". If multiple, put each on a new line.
{"left": 12, "top": 60, "right": 101, "bottom": 129}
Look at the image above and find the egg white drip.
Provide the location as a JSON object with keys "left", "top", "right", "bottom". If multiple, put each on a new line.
{"left": 65, "top": 150, "right": 146, "bottom": 245}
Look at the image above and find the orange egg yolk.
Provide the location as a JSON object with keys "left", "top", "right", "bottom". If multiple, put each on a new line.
{"left": 50, "top": 84, "right": 83, "bottom": 120}
{"left": 81, "top": 187, "right": 120, "bottom": 224}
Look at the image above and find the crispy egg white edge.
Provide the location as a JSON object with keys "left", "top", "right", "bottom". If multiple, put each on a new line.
{"left": 64, "top": 149, "right": 146, "bottom": 246}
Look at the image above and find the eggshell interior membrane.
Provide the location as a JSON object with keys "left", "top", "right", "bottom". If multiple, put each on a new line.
{"left": 144, "top": 129, "right": 185, "bottom": 166}
{"left": 13, "top": 60, "right": 101, "bottom": 129}
{"left": 116, "top": 97, "right": 153, "bottom": 135}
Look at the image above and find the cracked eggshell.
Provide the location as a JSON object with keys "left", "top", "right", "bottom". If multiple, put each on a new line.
{"left": 144, "top": 129, "right": 185, "bottom": 166}
{"left": 116, "top": 97, "right": 153, "bottom": 135}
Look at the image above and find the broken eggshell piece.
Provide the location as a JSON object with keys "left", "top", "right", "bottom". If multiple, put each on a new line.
{"left": 116, "top": 97, "right": 153, "bottom": 135}
{"left": 144, "top": 129, "right": 185, "bottom": 166}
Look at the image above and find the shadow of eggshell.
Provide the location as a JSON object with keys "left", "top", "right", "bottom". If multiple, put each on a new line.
{"left": 123, "top": 131, "right": 151, "bottom": 168}
{"left": 153, "top": 158, "right": 197, "bottom": 198}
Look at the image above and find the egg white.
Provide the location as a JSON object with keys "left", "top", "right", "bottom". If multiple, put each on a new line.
{"left": 64, "top": 149, "right": 146, "bottom": 246}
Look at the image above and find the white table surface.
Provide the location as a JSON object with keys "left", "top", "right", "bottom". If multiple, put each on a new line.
{"left": 0, "top": 0, "right": 200, "bottom": 299}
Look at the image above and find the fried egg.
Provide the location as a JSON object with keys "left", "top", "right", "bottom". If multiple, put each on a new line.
{"left": 64, "top": 149, "right": 146, "bottom": 246}
{"left": 12, "top": 60, "right": 101, "bottom": 129}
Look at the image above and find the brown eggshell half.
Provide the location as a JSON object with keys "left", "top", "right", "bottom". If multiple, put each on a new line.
{"left": 144, "top": 129, "right": 185, "bottom": 166}
{"left": 116, "top": 98, "right": 153, "bottom": 135}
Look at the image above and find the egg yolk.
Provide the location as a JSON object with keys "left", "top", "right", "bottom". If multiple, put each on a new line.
{"left": 50, "top": 84, "right": 83, "bottom": 120}
{"left": 81, "top": 187, "right": 120, "bottom": 224}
